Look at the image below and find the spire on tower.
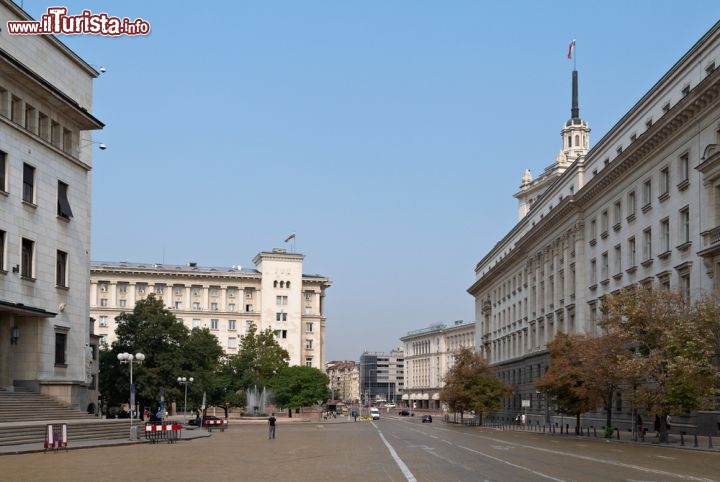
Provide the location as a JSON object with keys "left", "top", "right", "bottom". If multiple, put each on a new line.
{"left": 571, "top": 69, "right": 580, "bottom": 121}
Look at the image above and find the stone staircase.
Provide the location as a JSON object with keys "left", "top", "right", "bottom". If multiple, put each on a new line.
{"left": 0, "top": 387, "right": 129, "bottom": 446}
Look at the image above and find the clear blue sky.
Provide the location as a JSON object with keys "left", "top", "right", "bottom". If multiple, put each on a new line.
{"left": 22, "top": 1, "right": 720, "bottom": 361}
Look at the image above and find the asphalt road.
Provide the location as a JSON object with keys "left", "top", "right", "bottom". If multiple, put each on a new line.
{"left": 1, "top": 416, "right": 718, "bottom": 481}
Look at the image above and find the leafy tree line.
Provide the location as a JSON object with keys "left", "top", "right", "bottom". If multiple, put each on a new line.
{"left": 100, "top": 295, "right": 329, "bottom": 415}
{"left": 535, "top": 288, "right": 720, "bottom": 441}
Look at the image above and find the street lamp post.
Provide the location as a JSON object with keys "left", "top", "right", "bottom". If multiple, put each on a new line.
{"left": 117, "top": 351, "right": 145, "bottom": 439}
{"left": 177, "top": 376, "right": 194, "bottom": 416}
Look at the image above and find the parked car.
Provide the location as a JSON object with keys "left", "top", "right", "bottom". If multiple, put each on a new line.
{"left": 399, "top": 410, "right": 411, "bottom": 416}
{"left": 422, "top": 415, "right": 432, "bottom": 423}
{"left": 370, "top": 407, "right": 380, "bottom": 420}
{"left": 384, "top": 403, "right": 396, "bottom": 408}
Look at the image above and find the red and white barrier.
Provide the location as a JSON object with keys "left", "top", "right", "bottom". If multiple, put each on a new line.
{"left": 44, "top": 424, "right": 67, "bottom": 451}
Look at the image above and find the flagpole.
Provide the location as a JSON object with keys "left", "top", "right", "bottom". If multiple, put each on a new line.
{"left": 574, "top": 40, "right": 577, "bottom": 70}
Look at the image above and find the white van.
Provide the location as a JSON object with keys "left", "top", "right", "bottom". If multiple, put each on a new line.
{"left": 370, "top": 407, "right": 380, "bottom": 420}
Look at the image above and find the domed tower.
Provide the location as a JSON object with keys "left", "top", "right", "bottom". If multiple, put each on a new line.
{"left": 559, "top": 69, "right": 590, "bottom": 164}
{"left": 514, "top": 66, "right": 590, "bottom": 220}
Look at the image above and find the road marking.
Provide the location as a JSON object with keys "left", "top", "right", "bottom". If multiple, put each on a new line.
{"left": 655, "top": 455, "right": 676, "bottom": 460}
{"left": 373, "top": 423, "right": 417, "bottom": 482}
{"left": 447, "top": 429, "right": 715, "bottom": 482}
{"left": 459, "top": 445, "right": 567, "bottom": 481}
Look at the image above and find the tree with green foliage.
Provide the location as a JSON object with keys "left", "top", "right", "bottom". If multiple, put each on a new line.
{"left": 269, "top": 366, "right": 330, "bottom": 418}
{"left": 218, "top": 324, "right": 290, "bottom": 405}
{"left": 440, "top": 347, "right": 510, "bottom": 424}
{"left": 601, "top": 288, "right": 720, "bottom": 443}
{"left": 99, "top": 294, "right": 224, "bottom": 414}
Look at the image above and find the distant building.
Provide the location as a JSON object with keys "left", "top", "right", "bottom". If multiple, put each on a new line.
{"left": 325, "top": 360, "right": 360, "bottom": 403}
{"left": 469, "top": 21, "right": 720, "bottom": 425}
{"left": 401, "top": 321, "right": 475, "bottom": 410}
{"left": 359, "top": 349, "right": 404, "bottom": 405}
{"left": 0, "top": 0, "right": 103, "bottom": 412}
{"left": 90, "top": 249, "right": 331, "bottom": 369}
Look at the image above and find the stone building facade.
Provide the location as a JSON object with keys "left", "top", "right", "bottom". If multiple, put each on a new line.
{"left": 401, "top": 321, "right": 475, "bottom": 410}
{"left": 0, "top": 0, "right": 103, "bottom": 411}
{"left": 469, "top": 22, "right": 720, "bottom": 426}
{"left": 90, "top": 249, "right": 331, "bottom": 369}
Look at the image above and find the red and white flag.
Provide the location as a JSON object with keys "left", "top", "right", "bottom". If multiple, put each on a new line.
{"left": 567, "top": 39, "right": 576, "bottom": 59}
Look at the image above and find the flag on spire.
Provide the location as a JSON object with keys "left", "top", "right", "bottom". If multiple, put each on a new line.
{"left": 567, "top": 39, "right": 576, "bottom": 59}
{"left": 284, "top": 233, "right": 296, "bottom": 243}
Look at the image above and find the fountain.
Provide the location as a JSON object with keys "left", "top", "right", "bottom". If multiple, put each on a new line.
{"left": 244, "top": 386, "right": 271, "bottom": 416}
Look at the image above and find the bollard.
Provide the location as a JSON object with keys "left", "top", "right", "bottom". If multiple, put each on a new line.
{"left": 593, "top": 426, "right": 597, "bottom": 438}
{"left": 680, "top": 432, "right": 685, "bottom": 446}
{"left": 616, "top": 428, "right": 620, "bottom": 439}
{"left": 694, "top": 434, "right": 698, "bottom": 448}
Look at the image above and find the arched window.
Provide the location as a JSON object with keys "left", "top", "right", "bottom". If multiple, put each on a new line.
{"left": 568, "top": 135, "right": 572, "bottom": 147}
{"left": 273, "top": 281, "right": 278, "bottom": 288}
{"left": 280, "top": 281, "right": 285, "bottom": 288}
{"left": 574, "top": 134, "right": 580, "bottom": 147}
{"left": 286, "top": 281, "right": 291, "bottom": 289}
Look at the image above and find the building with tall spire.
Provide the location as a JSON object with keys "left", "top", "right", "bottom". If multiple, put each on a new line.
{"left": 469, "top": 23, "right": 720, "bottom": 428}
{"left": 515, "top": 69, "right": 590, "bottom": 220}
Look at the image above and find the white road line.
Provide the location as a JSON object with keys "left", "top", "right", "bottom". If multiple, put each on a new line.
{"left": 458, "top": 445, "right": 567, "bottom": 482}
{"left": 373, "top": 423, "right": 417, "bottom": 482}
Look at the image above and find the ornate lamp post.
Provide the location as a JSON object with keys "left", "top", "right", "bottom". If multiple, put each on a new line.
{"left": 117, "top": 352, "right": 145, "bottom": 439}
{"left": 177, "top": 376, "right": 194, "bottom": 416}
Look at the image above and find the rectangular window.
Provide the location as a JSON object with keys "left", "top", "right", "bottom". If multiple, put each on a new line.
{"left": 681, "top": 274, "right": 691, "bottom": 298}
{"left": 590, "top": 258, "right": 597, "bottom": 284}
{"left": 56, "top": 250, "right": 68, "bottom": 287}
{"left": 228, "top": 319, "right": 236, "bottom": 331}
{"left": 174, "top": 301, "right": 182, "bottom": 309}
{"left": 57, "top": 181, "right": 73, "bottom": 219}
{"left": 100, "top": 298, "right": 108, "bottom": 307}
{"left": 305, "top": 357, "right": 313, "bottom": 367}
{"left": 10, "top": 95, "right": 21, "bottom": 124}
{"left": 680, "top": 206, "right": 690, "bottom": 244}
{"left": 55, "top": 333, "right": 67, "bottom": 365}
{"left": 228, "top": 303, "right": 235, "bottom": 311}
{"left": 642, "top": 179, "right": 652, "bottom": 206}
{"left": 680, "top": 153, "right": 689, "bottom": 182}
{"left": 118, "top": 284, "right": 127, "bottom": 294}
{"left": 628, "top": 191, "right": 636, "bottom": 217}
{"left": 304, "top": 292, "right": 312, "bottom": 301}
{"left": 24, "top": 103, "right": 36, "bottom": 132}
{"left": 228, "top": 337, "right": 237, "bottom": 349}
{"left": 38, "top": 112, "right": 50, "bottom": 139}
{"left": 119, "top": 299, "right": 127, "bottom": 308}
{"left": 643, "top": 228, "right": 652, "bottom": 260}
{"left": 22, "top": 163, "right": 35, "bottom": 203}
{"left": 660, "top": 167, "right": 670, "bottom": 196}
{"left": 590, "top": 219, "right": 597, "bottom": 239}
{"left": 192, "top": 319, "right": 200, "bottom": 329}
{"left": 62, "top": 128, "right": 73, "bottom": 154}
{"left": 660, "top": 218, "right": 670, "bottom": 253}
{"left": 245, "top": 304, "right": 253, "bottom": 312}
{"left": 210, "top": 302, "right": 218, "bottom": 311}
{"left": 51, "top": 120, "right": 61, "bottom": 147}
{"left": 275, "top": 311, "right": 287, "bottom": 322}
{"left": 0, "top": 150, "right": 6, "bottom": 192}
{"left": 21, "top": 237, "right": 34, "bottom": 278}
{"left": 210, "top": 319, "right": 219, "bottom": 330}
{"left": 192, "top": 302, "right": 201, "bottom": 310}
{"left": 601, "top": 210, "right": 609, "bottom": 235}
{"left": 305, "top": 339, "right": 313, "bottom": 350}
{"left": 0, "top": 230, "right": 4, "bottom": 271}
{"left": 99, "top": 316, "right": 108, "bottom": 327}
{"left": 601, "top": 252, "right": 608, "bottom": 280}
{"left": 614, "top": 245, "right": 622, "bottom": 274}
{"left": 305, "top": 322, "right": 313, "bottom": 333}
{"left": 613, "top": 200, "right": 622, "bottom": 227}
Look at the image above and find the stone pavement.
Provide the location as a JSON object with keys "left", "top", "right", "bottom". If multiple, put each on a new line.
{"left": 0, "top": 415, "right": 400, "bottom": 482}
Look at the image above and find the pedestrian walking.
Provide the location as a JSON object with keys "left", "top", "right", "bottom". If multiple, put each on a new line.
{"left": 268, "top": 413, "right": 276, "bottom": 439}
